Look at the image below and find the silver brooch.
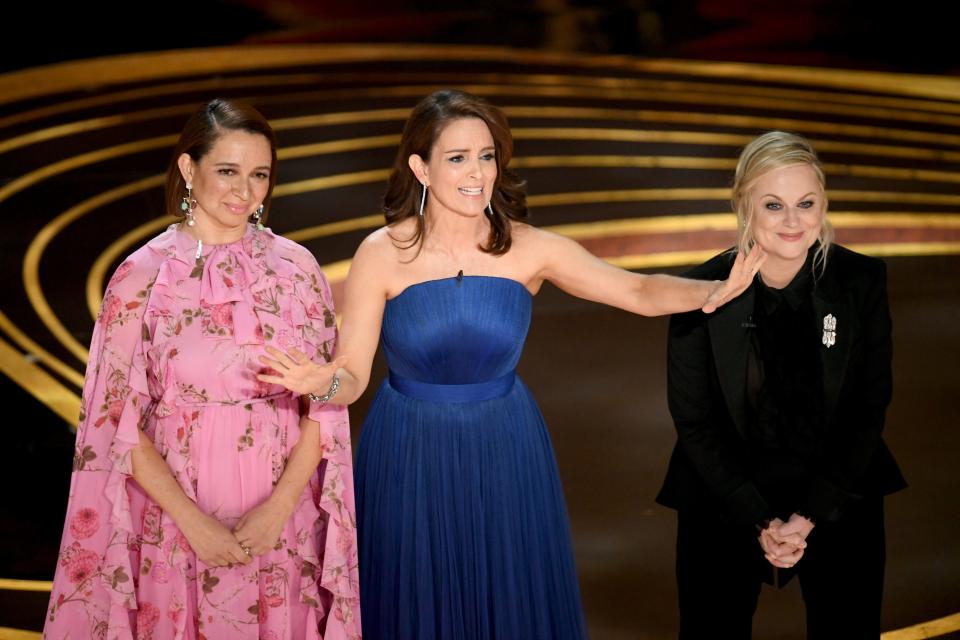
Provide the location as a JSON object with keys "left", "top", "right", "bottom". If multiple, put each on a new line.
{"left": 822, "top": 313, "right": 837, "bottom": 348}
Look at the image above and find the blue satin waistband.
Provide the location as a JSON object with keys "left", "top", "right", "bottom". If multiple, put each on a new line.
{"left": 388, "top": 371, "right": 516, "bottom": 403}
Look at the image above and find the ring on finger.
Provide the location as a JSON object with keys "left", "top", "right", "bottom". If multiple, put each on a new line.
{"left": 241, "top": 545, "right": 252, "bottom": 556}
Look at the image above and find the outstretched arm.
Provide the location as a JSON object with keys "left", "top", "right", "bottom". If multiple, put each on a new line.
{"left": 535, "top": 230, "right": 764, "bottom": 316}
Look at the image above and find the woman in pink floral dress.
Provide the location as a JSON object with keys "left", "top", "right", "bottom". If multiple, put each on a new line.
{"left": 44, "top": 99, "right": 361, "bottom": 640}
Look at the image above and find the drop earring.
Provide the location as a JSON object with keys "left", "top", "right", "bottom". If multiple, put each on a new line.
{"left": 419, "top": 184, "right": 427, "bottom": 217}
{"left": 486, "top": 202, "right": 495, "bottom": 217}
{"left": 253, "top": 204, "right": 264, "bottom": 230}
{"left": 181, "top": 183, "right": 195, "bottom": 226}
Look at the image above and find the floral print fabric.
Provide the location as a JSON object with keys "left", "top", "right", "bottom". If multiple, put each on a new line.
{"left": 44, "top": 225, "right": 360, "bottom": 639}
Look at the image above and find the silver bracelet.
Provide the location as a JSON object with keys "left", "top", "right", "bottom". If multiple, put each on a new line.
{"left": 307, "top": 373, "right": 340, "bottom": 405}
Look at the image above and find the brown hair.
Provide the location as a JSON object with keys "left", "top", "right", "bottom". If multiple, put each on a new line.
{"left": 383, "top": 90, "right": 529, "bottom": 256}
{"left": 164, "top": 99, "right": 278, "bottom": 224}
{"left": 732, "top": 130, "right": 834, "bottom": 275}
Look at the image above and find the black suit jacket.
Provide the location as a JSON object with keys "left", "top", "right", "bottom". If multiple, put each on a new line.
{"left": 656, "top": 245, "right": 906, "bottom": 527}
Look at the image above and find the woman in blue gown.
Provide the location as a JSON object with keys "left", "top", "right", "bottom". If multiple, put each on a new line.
{"left": 259, "top": 89, "right": 764, "bottom": 639}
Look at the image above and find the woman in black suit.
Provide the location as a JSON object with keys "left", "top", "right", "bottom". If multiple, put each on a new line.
{"left": 656, "top": 131, "right": 906, "bottom": 639}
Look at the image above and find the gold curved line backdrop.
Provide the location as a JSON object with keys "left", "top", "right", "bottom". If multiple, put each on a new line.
{"left": 184, "top": 81, "right": 960, "bottom": 128}
{"left": 0, "top": 136, "right": 175, "bottom": 203}
{"left": 9, "top": 101, "right": 960, "bottom": 172}
{"left": 0, "top": 580, "right": 52, "bottom": 593}
{"left": 0, "top": 337, "right": 78, "bottom": 425}
{"left": 508, "top": 106, "right": 960, "bottom": 147}
{"left": 0, "top": 309, "right": 83, "bottom": 387}
{"left": 9, "top": 122, "right": 960, "bottom": 219}
{"left": 8, "top": 102, "right": 960, "bottom": 228}
{"left": 7, "top": 68, "right": 960, "bottom": 136}
{"left": 546, "top": 212, "right": 960, "bottom": 238}
{"left": 9, "top": 76, "right": 960, "bottom": 159}
{"left": 22, "top": 176, "right": 165, "bottom": 363}
{"left": 0, "top": 626, "right": 41, "bottom": 640}
{"left": 882, "top": 613, "right": 960, "bottom": 640}
{"left": 0, "top": 105, "right": 198, "bottom": 155}
{"left": 3, "top": 46, "right": 960, "bottom": 640}
{"left": 1, "top": 106, "right": 410, "bottom": 157}
{"left": 3, "top": 45, "right": 960, "bottom": 104}
{"left": 368, "top": 83, "right": 960, "bottom": 127}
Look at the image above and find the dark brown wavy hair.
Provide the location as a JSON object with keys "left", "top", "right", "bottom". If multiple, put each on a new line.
{"left": 164, "top": 99, "right": 278, "bottom": 225}
{"left": 383, "top": 90, "right": 529, "bottom": 256}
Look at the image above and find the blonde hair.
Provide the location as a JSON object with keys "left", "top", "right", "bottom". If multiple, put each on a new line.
{"left": 732, "top": 131, "right": 834, "bottom": 275}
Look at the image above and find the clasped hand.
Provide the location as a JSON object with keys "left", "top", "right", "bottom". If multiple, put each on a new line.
{"left": 183, "top": 500, "right": 293, "bottom": 567}
{"left": 233, "top": 499, "right": 293, "bottom": 559}
{"left": 758, "top": 513, "right": 815, "bottom": 569}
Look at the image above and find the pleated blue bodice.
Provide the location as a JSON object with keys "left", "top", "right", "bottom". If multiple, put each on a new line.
{"left": 381, "top": 275, "right": 532, "bottom": 386}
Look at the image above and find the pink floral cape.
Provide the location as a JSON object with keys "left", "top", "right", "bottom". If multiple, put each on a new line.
{"left": 44, "top": 225, "right": 361, "bottom": 639}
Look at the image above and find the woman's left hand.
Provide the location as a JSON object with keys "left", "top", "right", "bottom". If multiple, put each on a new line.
{"left": 759, "top": 513, "right": 815, "bottom": 569}
{"left": 775, "top": 513, "right": 816, "bottom": 542}
{"left": 257, "top": 346, "right": 346, "bottom": 397}
{"left": 758, "top": 518, "right": 805, "bottom": 569}
{"left": 233, "top": 498, "right": 294, "bottom": 557}
{"left": 702, "top": 244, "right": 766, "bottom": 313}
{"left": 760, "top": 529, "right": 806, "bottom": 568}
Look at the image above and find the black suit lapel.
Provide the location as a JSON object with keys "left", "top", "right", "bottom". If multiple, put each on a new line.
{"left": 813, "top": 269, "right": 855, "bottom": 423}
{"left": 708, "top": 287, "right": 756, "bottom": 437}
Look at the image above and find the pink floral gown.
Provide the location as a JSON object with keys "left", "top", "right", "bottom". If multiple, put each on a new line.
{"left": 44, "top": 225, "right": 361, "bottom": 640}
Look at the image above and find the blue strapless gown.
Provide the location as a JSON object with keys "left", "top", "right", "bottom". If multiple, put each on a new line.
{"left": 355, "top": 276, "right": 587, "bottom": 639}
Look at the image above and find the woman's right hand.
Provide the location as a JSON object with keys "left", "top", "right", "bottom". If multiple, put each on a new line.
{"left": 256, "top": 346, "right": 346, "bottom": 398}
{"left": 180, "top": 511, "right": 252, "bottom": 568}
{"left": 758, "top": 518, "right": 806, "bottom": 568}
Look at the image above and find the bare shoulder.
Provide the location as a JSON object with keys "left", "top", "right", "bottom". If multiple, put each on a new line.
{"left": 504, "top": 222, "right": 584, "bottom": 287}
{"left": 348, "top": 224, "right": 414, "bottom": 298}
{"left": 510, "top": 221, "right": 576, "bottom": 255}
{"left": 509, "top": 221, "right": 550, "bottom": 247}
{"left": 355, "top": 223, "right": 407, "bottom": 264}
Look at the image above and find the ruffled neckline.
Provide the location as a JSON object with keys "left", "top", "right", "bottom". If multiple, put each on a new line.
{"left": 148, "top": 223, "right": 269, "bottom": 265}
{"left": 145, "top": 223, "right": 306, "bottom": 346}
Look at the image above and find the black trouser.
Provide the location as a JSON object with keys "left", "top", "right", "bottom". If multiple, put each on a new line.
{"left": 675, "top": 498, "right": 885, "bottom": 640}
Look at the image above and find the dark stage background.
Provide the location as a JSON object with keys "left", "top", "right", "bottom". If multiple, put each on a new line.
{"left": 1, "top": 2, "right": 958, "bottom": 639}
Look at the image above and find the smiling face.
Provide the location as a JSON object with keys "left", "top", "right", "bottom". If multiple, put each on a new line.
{"left": 179, "top": 129, "right": 272, "bottom": 232}
{"left": 410, "top": 117, "right": 497, "bottom": 219}
{"left": 749, "top": 163, "right": 825, "bottom": 276}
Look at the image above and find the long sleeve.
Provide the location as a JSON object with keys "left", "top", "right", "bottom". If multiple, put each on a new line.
{"left": 667, "top": 309, "right": 772, "bottom": 528}
{"left": 803, "top": 260, "right": 895, "bottom": 523}
{"left": 46, "top": 252, "right": 158, "bottom": 634}
{"left": 292, "top": 249, "right": 362, "bottom": 636}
